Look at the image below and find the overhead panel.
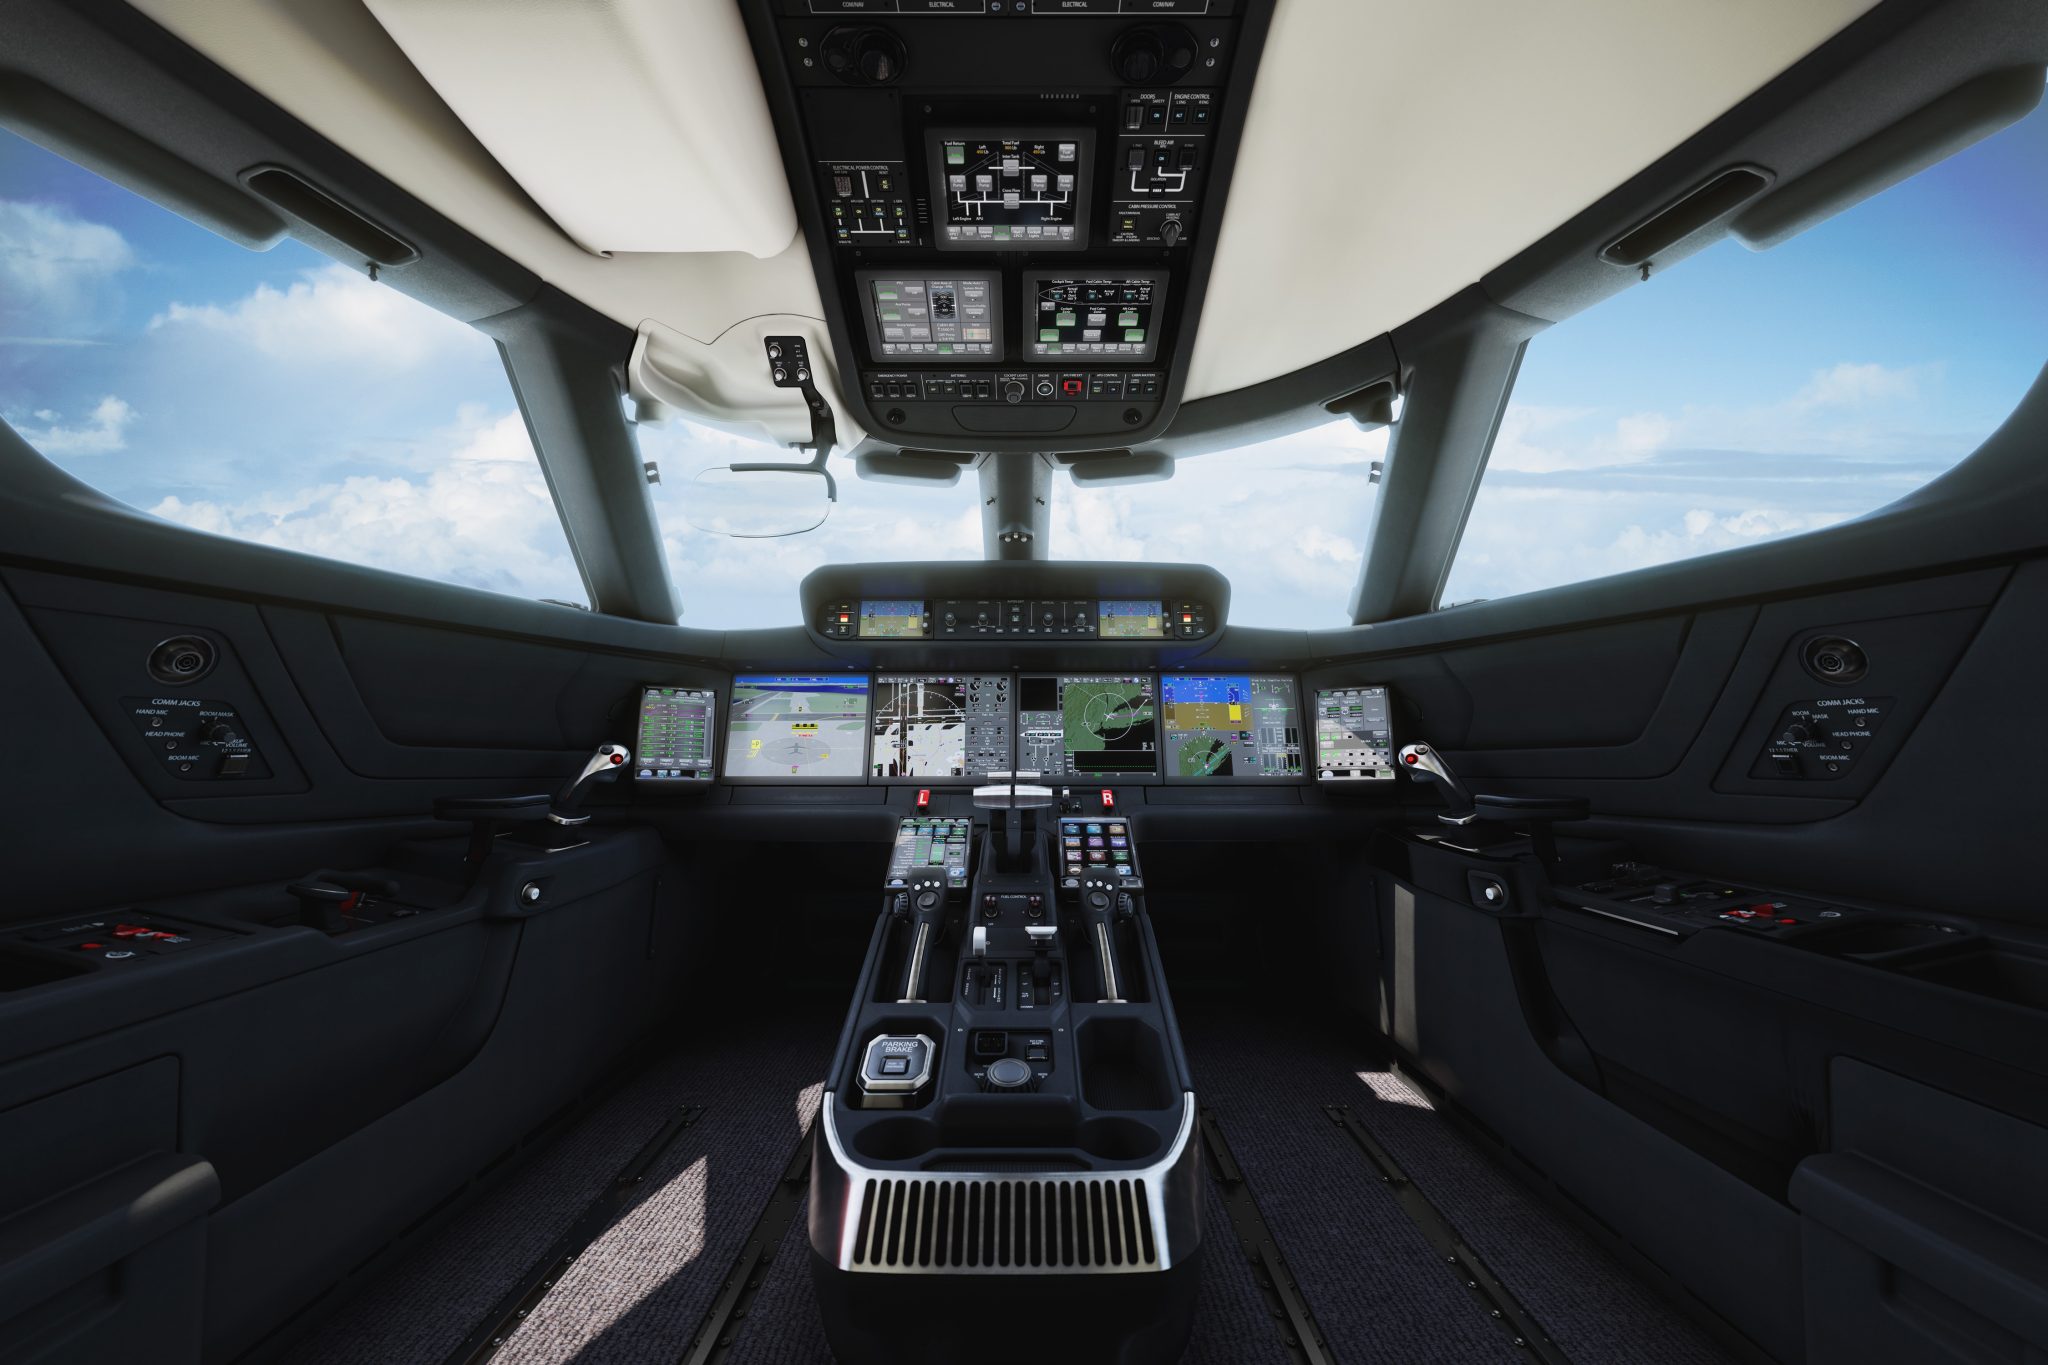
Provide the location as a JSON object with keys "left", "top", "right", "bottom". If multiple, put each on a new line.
{"left": 363, "top": 0, "right": 797, "bottom": 258}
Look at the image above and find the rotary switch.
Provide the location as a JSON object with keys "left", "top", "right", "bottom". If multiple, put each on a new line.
{"left": 986, "top": 1057, "right": 1034, "bottom": 1092}
{"left": 822, "top": 26, "right": 906, "bottom": 86}
{"left": 1112, "top": 25, "right": 1199, "bottom": 85}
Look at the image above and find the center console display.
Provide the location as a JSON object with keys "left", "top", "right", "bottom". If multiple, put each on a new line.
{"left": 725, "top": 675, "right": 870, "bottom": 781}
{"left": 855, "top": 271, "right": 1000, "bottom": 359}
{"left": 1024, "top": 272, "right": 1167, "bottom": 362}
{"left": 633, "top": 686, "right": 717, "bottom": 783}
{"left": 1314, "top": 685, "right": 1395, "bottom": 782}
{"left": 871, "top": 674, "right": 1012, "bottom": 781}
{"left": 1097, "top": 600, "right": 1166, "bottom": 640}
{"left": 929, "top": 130, "right": 1093, "bottom": 251}
{"left": 1161, "top": 675, "right": 1303, "bottom": 781}
{"left": 1019, "top": 674, "right": 1158, "bottom": 778}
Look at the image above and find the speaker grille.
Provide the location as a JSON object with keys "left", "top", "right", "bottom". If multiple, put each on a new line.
{"left": 848, "top": 1173, "right": 1158, "bottom": 1274}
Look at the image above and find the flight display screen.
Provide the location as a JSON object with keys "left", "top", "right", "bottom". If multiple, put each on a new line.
{"left": 1097, "top": 600, "right": 1166, "bottom": 640}
{"left": 725, "top": 675, "right": 869, "bottom": 781}
{"left": 871, "top": 674, "right": 1011, "bottom": 780}
{"left": 855, "top": 271, "right": 1000, "bottom": 359}
{"left": 858, "top": 600, "right": 929, "bottom": 639}
{"left": 1018, "top": 674, "right": 1157, "bottom": 778}
{"left": 1315, "top": 685, "right": 1395, "bottom": 781}
{"left": 1024, "top": 273, "right": 1167, "bottom": 362}
{"left": 1161, "top": 675, "right": 1303, "bottom": 781}
{"left": 929, "top": 130, "right": 1092, "bottom": 250}
{"left": 633, "top": 686, "right": 717, "bottom": 783}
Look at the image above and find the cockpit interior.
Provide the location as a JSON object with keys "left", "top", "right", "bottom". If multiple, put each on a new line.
{"left": 1, "top": 1, "right": 2045, "bottom": 1362}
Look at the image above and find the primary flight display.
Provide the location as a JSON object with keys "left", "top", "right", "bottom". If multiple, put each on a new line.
{"left": 1160, "top": 675, "right": 1303, "bottom": 780}
{"left": 726, "top": 675, "right": 870, "bottom": 780}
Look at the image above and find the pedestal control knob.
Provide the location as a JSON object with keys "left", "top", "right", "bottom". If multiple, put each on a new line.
{"left": 1112, "top": 25, "right": 1198, "bottom": 85}
{"left": 915, "top": 889, "right": 941, "bottom": 913}
{"left": 1783, "top": 723, "right": 1811, "bottom": 743}
{"left": 1086, "top": 889, "right": 1111, "bottom": 912}
{"left": 986, "top": 1057, "right": 1033, "bottom": 1092}
{"left": 1003, "top": 380, "right": 1026, "bottom": 404}
{"left": 201, "top": 721, "right": 240, "bottom": 745}
{"left": 1160, "top": 217, "right": 1183, "bottom": 248}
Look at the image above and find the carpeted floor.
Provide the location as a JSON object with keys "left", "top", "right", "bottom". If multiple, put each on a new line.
{"left": 1177, "top": 999, "right": 1741, "bottom": 1365}
{"left": 285, "top": 994, "right": 1739, "bottom": 1365}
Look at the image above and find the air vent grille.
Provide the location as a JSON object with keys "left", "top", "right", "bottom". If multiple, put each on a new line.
{"left": 848, "top": 1174, "right": 1158, "bottom": 1274}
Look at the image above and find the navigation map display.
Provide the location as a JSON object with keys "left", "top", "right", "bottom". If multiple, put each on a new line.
{"left": 871, "top": 674, "right": 1011, "bottom": 781}
{"left": 929, "top": 130, "right": 1092, "bottom": 251}
{"left": 1161, "top": 675, "right": 1303, "bottom": 781}
{"left": 1314, "top": 685, "right": 1395, "bottom": 781}
{"left": 1097, "top": 600, "right": 1166, "bottom": 640}
{"left": 725, "top": 675, "right": 869, "bottom": 781}
{"left": 1024, "top": 273, "right": 1166, "bottom": 362}
{"left": 633, "top": 686, "right": 717, "bottom": 783}
{"left": 1018, "top": 675, "right": 1158, "bottom": 778}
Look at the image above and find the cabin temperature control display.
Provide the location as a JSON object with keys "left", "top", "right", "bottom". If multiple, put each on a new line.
{"left": 1315, "top": 686, "right": 1395, "bottom": 781}
{"left": 1025, "top": 273, "right": 1167, "bottom": 362}
{"left": 1161, "top": 676, "right": 1303, "bottom": 781}
{"left": 929, "top": 130, "right": 1092, "bottom": 251}
{"left": 856, "top": 272, "right": 1000, "bottom": 359}
{"left": 634, "top": 686, "right": 717, "bottom": 783}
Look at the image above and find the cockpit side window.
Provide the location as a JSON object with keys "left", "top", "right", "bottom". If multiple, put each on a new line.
{"left": 1439, "top": 89, "right": 2048, "bottom": 609}
{"left": 0, "top": 129, "right": 587, "bottom": 606}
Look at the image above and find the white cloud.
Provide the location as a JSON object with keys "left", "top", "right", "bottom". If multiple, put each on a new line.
{"left": 148, "top": 262, "right": 482, "bottom": 370}
{"left": 1790, "top": 360, "right": 1927, "bottom": 410}
{"left": 14, "top": 395, "right": 137, "bottom": 456}
{"left": 145, "top": 410, "right": 585, "bottom": 602}
{"left": 0, "top": 200, "right": 135, "bottom": 332}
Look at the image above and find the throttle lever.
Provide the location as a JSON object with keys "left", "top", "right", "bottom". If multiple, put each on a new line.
{"left": 1397, "top": 743, "right": 1478, "bottom": 825}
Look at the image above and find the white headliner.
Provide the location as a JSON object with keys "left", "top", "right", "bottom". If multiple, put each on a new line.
{"left": 128, "top": 0, "right": 1876, "bottom": 429}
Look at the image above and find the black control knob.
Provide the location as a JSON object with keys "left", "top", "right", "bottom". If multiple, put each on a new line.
{"left": 987, "top": 1057, "right": 1033, "bottom": 1092}
{"left": 1003, "top": 380, "right": 1026, "bottom": 405}
{"left": 915, "top": 889, "right": 940, "bottom": 912}
{"left": 1086, "top": 889, "right": 1111, "bottom": 911}
{"left": 201, "top": 721, "right": 240, "bottom": 744}
{"left": 1112, "top": 25, "right": 1199, "bottom": 86}
{"left": 822, "top": 26, "right": 905, "bottom": 86}
{"left": 1160, "top": 217, "right": 1183, "bottom": 248}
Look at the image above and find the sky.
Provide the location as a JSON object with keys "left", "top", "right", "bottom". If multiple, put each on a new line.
{"left": 2, "top": 87, "right": 2043, "bottom": 629}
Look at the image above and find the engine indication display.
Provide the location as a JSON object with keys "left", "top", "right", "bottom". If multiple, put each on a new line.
{"left": 1161, "top": 676, "right": 1303, "bottom": 781}
{"left": 929, "top": 130, "right": 1092, "bottom": 251}
{"left": 856, "top": 272, "right": 1000, "bottom": 359}
{"left": 1025, "top": 273, "right": 1167, "bottom": 362}
{"left": 858, "top": 600, "right": 929, "bottom": 639}
{"left": 726, "top": 675, "right": 870, "bottom": 781}
{"left": 871, "top": 674, "right": 1012, "bottom": 781}
{"left": 1315, "top": 685, "right": 1395, "bottom": 782}
{"left": 1018, "top": 674, "right": 1157, "bottom": 778}
{"left": 1097, "top": 600, "right": 1166, "bottom": 640}
{"left": 634, "top": 686, "right": 717, "bottom": 783}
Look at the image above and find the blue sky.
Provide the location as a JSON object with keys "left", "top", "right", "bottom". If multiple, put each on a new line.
{"left": 3, "top": 87, "right": 2044, "bottom": 627}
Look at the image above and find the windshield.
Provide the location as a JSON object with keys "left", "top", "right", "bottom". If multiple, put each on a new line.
{"left": 640, "top": 416, "right": 1385, "bottom": 631}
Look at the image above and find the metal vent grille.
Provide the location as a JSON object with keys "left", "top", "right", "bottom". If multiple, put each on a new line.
{"left": 849, "top": 1174, "right": 1158, "bottom": 1274}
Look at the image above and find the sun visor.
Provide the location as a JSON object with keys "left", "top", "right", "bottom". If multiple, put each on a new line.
{"left": 362, "top": 0, "right": 796, "bottom": 259}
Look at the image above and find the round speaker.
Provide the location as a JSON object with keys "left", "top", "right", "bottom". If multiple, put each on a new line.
{"left": 147, "top": 635, "right": 217, "bottom": 686}
{"left": 1801, "top": 635, "right": 1867, "bottom": 685}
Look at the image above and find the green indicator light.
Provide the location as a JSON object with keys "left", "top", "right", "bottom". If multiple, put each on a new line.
{"left": 1056, "top": 311, "right": 1076, "bottom": 327}
{"left": 1125, "top": 329, "right": 1146, "bottom": 343}
{"left": 946, "top": 145, "right": 965, "bottom": 165}
{"left": 1040, "top": 328, "right": 1060, "bottom": 342}
{"left": 1118, "top": 310, "right": 1139, "bottom": 328}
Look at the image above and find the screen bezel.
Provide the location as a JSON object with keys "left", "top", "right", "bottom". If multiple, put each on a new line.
{"left": 1020, "top": 270, "right": 1171, "bottom": 365}
{"left": 1158, "top": 674, "right": 1308, "bottom": 785}
{"left": 1016, "top": 673, "right": 1163, "bottom": 784}
{"left": 1311, "top": 683, "right": 1398, "bottom": 783}
{"left": 868, "top": 673, "right": 1014, "bottom": 785}
{"left": 852, "top": 270, "right": 1006, "bottom": 364}
{"left": 722, "top": 673, "right": 873, "bottom": 785}
{"left": 632, "top": 684, "right": 721, "bottom": 785}
{"left": 926, "top": 127, "right": 1095, "bottom": 254}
